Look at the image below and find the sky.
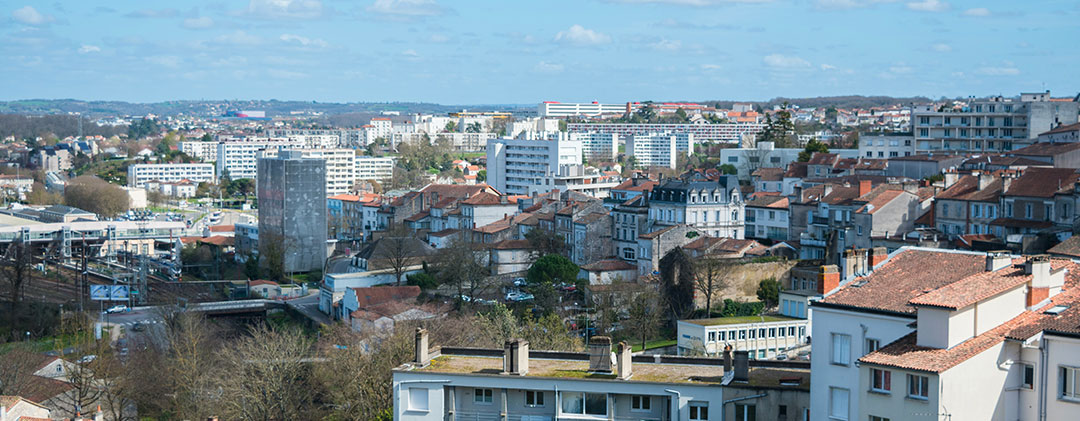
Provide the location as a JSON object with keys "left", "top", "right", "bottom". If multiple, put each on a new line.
{"left": 1, "top": 0, "right": 1078, "bottom": 104}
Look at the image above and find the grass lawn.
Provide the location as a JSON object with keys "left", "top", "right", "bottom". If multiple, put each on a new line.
{"left": 0, "top": 333, "right": 78, "bottom": 354}
{"left": 630, "top": 339, "right": 677, "bottom": 353}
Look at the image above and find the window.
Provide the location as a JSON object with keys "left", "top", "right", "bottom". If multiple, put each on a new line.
{"left": 709, "top": 331, "right": 717, "bottom": 342}
{"left": 769, "top": 328, "right": 776, "bottom": 337}
{"left": 832, "top": 333, "right": 851, "bottom": 365}
{"left": 829, "top": 387, "right": 849, "bottom": 420}
{"left": 1022, "top": 364, "right": 1034, "bottom": 390}
{"left": 526, "top": 390, "right": 545, "bottom": 407}
{"left": 734, "top": 403, "right": 756, "bottom": 421}
{"left": 561, "top": 392, "right": 607, "bottom": 416}
{"left": 474, "top": 388, "right": 493, "bottom": 404}
{"left": 740, "top": 330, "right": 747, "bottom": 340}
{"left": 865, "top": 338, "right": 880, "bottom": 354}
{"left": 631, "top": 395, "right": 651, "bottom": 411}
{"left": 871, "top": 369, "right": 892, "bottom": 393}
{"left": 869, "top": 416, "right": 891, "bottom": 421}
{"left": 907, "top": 374, "right": 929, "bottom": 399}
{"left": 1025, "top": 203, "right": 1033, "bottom": 219}
{"left": 1061, "top": 366, "right": 1080, "bottom": 400}
{"left": 408, "top": 387, "right": 428, "bottom": 411}
{"left": 689, "top": 401, "right": 709, "bottom": 420}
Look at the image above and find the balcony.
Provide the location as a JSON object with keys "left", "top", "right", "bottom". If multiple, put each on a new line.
{"left": 810, "top": 216, "right": 830, "bottom": 226}
{"left": 800, "top": 232, "right": 826, "bottom": 247}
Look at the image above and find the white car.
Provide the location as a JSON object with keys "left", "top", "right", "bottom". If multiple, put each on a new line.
{"left": 104, "top": 305, "right": 129, "bottom": 314}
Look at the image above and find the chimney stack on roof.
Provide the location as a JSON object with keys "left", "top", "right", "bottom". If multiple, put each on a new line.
{"left": 503, "top": 339, "right": 529, "bottom": 376}
{"left": 616, "top": 341, "right": 632, "bottom": 380}
{"left": 858, "top": 180, "right": 872, "bottom": 197}
{"left": 733, "top": 350, "right": 750, "bottom": 383}
{"left": 944, "top": 171, "right": 959, "bottom": 189}
{"left": 414, "top": 327, "right": 430, "bottom": 366}
{"left": 986, "top": 251, "right": 1011, "bottom": 272}
{"left": 587, "top": 336, "right": 614, "bottom": 373}
{"left": 722, "top": 344, "right": 733, "bottom": 373}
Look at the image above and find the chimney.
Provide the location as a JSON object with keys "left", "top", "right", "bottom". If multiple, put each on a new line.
{"left": 733, "top": 350, "right": 749, "bottom": 383}
{"left": 414, "top": 327, "right": 429, "bottom": 366}
{"left": 588, "top": 336, "right": 613, "bottom": 373}
{"left": 616, "top": 341, "right": 632, "bottom": 380}
{"left": 1, "top": 404, "right": 7, "bottom": 421}
{"left": 823, "top": 184, "right": 833, "bottom": 198}
{"left": 94, "top": 406, "right": 103, "bottom": 421}
{"left": 842, "top": 249, "right": 857, "bottom": 280}
{"left": 869, "top": 247, "right": 888, "bottom": 268}
{"left": 819, "top": 265, "right": 840, "bottom": 294}
{"left": 1027, "top": 255, "right": 1065, "bottom": 292}
{"left": 722, "top": 344, "right": 733, "bottom": 372}
{"left": 1002, "top": 176, "right": 1012, "bottom": 192}
{"left": 944, "top": 171, "right": 958, "bottom": 189}
{"left": 986, "top": 250, "right": 1011, "bottom": 272}
{"left": 793, "top": 185, "right": 805, "bottom": 203}
{"left": 858, "top": 180, "right": 872, "bottom": 197}
{"left": 977, "top": 172, "right": 993, "bottom": 190}
{"left": 503, "top": 339, "right": 530, "bottom": 375}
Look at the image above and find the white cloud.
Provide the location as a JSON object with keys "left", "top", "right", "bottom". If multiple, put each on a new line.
{"left": 763, "top": 54, "right": 811, "bottom": 68}
{"left": 183, "top": 16, "right": 214, "bottom": 29}
{"left": 813, "top": 0, "right": 896, "bottom": 10}
{"left": 146, "top": 55, "right": 182, "bottom": 68}
{"left": 534, "top": 61, "right": 564, "bottom": 74}
{"left": 906, "top": 0, "right": 948, "bottom": 12}
{"left": 216, "top": 30, "right": 263, "bottom": 46}
{"left": 889, "top": 64, "right": 913, "bottom": 74}
{"left": 962, "top": 7, "right": 989, "bottom": 16}
{"left": 267, "top": 69, "right": 308, "bottom": 79}
{"left": 701, "top": 64, "right": 723, "bottom": 71}
{"left": 246, "top": 0, "right": 323, "bottom": 19}
{"left": 280, "top": 33, "right": 328, "bottom": 48}
{"left": 368, "top": 0, "right": 445, "bottom": 17}
{"left": 931, "top": 43, "right": 951, "bottom": 52}
{"left": 608, "top": 0, "right": 776, "bottom": 5}
{"left": 125, "top": 8, "right": 180, "bottom": 18}
{"left": 554, "top": 25, "right": 611, "bottom": 46}
{"left": 820, "top": 63, "right": 837, "bottom": 70}
{"left": 649, "top": 38, "right": 682, "bottom": 52}
{"left": 12, "top": 6, "right": 53, "bottom": 25}
{"left": 429, "top": 34, "right": 449, "bottom": 43}
{"left": 401, "top": 49, "right": 419, "bottom": 57}
{"left": 78, "top": 45, "right": 101, "bottom": 54}
{"left": 977, "top": 65, "right": 1020, "bottom": 76}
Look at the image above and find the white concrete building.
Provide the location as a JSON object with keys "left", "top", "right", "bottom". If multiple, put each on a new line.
{"left": 260, "top": 148, "right": 356, "bottom": 196}
{"left": 216, "top": 138, "right": 304, "bottom": 179}
{"left": 486, "top": 137, "right": 583, "bottom": 196}
{"left": 393, "top": 132, "right": 495, "bottom": 152}
{"left": 677, "top": 316, "right": 809, "bottom": 358}
{"left": 912, "top": 91, "right": 1080, "bottom": 154}
{"left": 287, "top": 134, "right": 340, "bottom": 149}
{"left": 393, "top": 331, "right": 812, "bottom": 421}
{"left": 355, "top": 156, "right": 395, "bottom": 183}
{"left": 627, "top": 133, "right": 679, "bottom": 169}
{"left": 369, "top": 117, "right": 393, "bottom": 140}
{"left": 857, "top": 133, "right": 915, "bottom": 158}
{"left": 648, "top": 173, "right": 744, "bottom": 238}
{"left": 538, "top": 101, "right": 628, "bottom": 117}
{"left": 126, "top": 163, "right": 215, "bottom": 187}
{"left": 570, "top": 132, "right": 618, "bottom": 161}
{"left": 569, "top": 122, "right": 765, "bottom": 143}
{"left": 179, "top": 141, "right": 218, "bottom": 162}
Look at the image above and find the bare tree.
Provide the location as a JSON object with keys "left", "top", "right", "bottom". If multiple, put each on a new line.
{"left": 694, "top": 257, "right": 728, "bottom": 318}
{"left": 64, "top": 176, "right": 130, "bottom": 218}
{"left": 432, "top": 236, "right": 489, "bottom": 305}
{"left": 50, "top": 316, "right": 105, "bottom": 419}
{"left": 373, "top": 226, "right": 429, "bottom": 286}
{"left": 740, "top": 146, "right": 772, "bottom": 178}
{"left": 0, "top": 344, "right": 36, "bottom": 396}
{"left": 625, "top": 288, "right": 663, "bottom": 351}
{"left": 258, "top": 231, "right": 289, "bottom": 281}
{"left": 164, "top": 312, "right": 221, "bottom": 420}
{"left": 0, "top": 240, "right": 34, "bottom": 316}
{"left": 217, "top": 326, "right": 315, "bottom": 421}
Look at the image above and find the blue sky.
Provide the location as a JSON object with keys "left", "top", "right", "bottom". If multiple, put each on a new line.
{"left": 2, "top": 0, "right": 1078, "bottom": 104}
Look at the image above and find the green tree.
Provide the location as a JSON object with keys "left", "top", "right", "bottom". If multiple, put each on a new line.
{"left": 797, "top": 138, "right": 829, "bottom": 162}
{"left": 200, "top": 133, "right": 213, "bottom": 142}
{"left": 674, "top": 107, "right": 689, "bottom": 122}
{"left": 527, "top": 254, "right": 579, "bottom": 285}
{"left": 756, "top": 278, "right": 781, "bottom": 308}
{"left": 719, "top": 164, "right": 737, "bottom": 175}
{"left": 525, "top": 228, "right": 565, "bottom": 257}
{"left": 465, "top": 122, "right": 483, "bottom": 133}
{"left": 444, "top": 121, "right": 457, "bottom": 132}
{"left": 476, "top": 169, "right": 486, "bottom": 182}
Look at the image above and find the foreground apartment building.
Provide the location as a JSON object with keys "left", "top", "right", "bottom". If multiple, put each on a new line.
{"left": 393, "top": 331, "right": 811, "bottom": 421}
{"left": 809, "top": 247, "right": 1080, "bottom": 421}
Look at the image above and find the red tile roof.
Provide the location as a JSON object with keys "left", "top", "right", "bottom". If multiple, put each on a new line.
{"left": 1004, "top": 167, "right": 1079, "bottom": 198}
{"left": 580, "top": 259, "right": 636, "bottom": 272}
{"left": 937, "top": 174, "right": 1004, "bottom": 202}
{"left": 907, "top": 264, "right": 1029, "bottom": 310}
{"left": 349, "top": 285, "right": 420, "bottom": 308}
{"left": 1039, "top": 122, "right": 1080, "bottom": 136}
{"left": 1048, "top": 236, "right": 1080, "bottom": 258}
{"left": 328, "top": 194, "right": 361, "bottom": 202}
{"left": 1010, "top": 142, "right": 1080, "bottom": 157}
{"left": 461, "top": 191, "right": 505, "bottom": 206}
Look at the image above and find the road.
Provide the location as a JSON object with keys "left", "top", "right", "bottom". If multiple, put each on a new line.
{"left": 98, "top": 307, "right": 168, "bottom": 350}
{"left": 285, "top": 293, "right": 332, "bottom": 325}
{"left": 326, "top": 255, "right": 354, "bottom": 274}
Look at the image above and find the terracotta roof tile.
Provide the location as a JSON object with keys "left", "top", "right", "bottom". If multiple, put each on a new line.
{"left": 1004, "top": 167, "right": 1079, "bottom": 198}
{"left": 580, "top": 259, "right": 636, "bottom": 272}
{"left": 1049, "top": 236, "right": 1080, "bottom": 258}
{"left": 1011, "top": 142, "right": 1080, "bottom": 157}
{"left": 907, "top": 265, "right": 1029, "bottom": 310}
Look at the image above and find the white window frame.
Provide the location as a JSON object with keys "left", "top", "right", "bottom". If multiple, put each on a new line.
{"left": 525, "top": 390, "right": 545, "bottom": 407}
{"left": 474, "top": 388, "right": 494, "bottom": 405}
{"left": 689, "top": 401, "right": 709, "bottom": 421}
{"left": 907, "top": 374, "right": 929, "bottom": 400}
{"left": 630, "top": 395, "right": 651, "bottom": 412}
{"left": 1061, "top": 365, "right": 1080, "bottom": 401}
{"left": 831, "top": 333, "right": 851, "bottom": 366}
{"left": 407, "top": 387, "right": 429, "bottom": 412}
{"left": 871, "top": 368, "right": 892, "bottom": 393}
{"left": 828, "top": 387, "right": 849, "bottom": 420}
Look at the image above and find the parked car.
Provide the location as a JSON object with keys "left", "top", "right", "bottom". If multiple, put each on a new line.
{"left": 104, "top": 305, "right": 129, "bottom": 314}
{"left": 77, "top": 355, "right": 97, "bottom": 364}
{"left": 513, "top": 277, "right": 527, "bottom": 287}
{"left": 505, "top": 292, "right": 535, "bottom": 302}
{"left": 557, "top": 282, "right": 577, "bottom": 292}
{"left": 130, "top": 322, "right": 146, "bottom": 332}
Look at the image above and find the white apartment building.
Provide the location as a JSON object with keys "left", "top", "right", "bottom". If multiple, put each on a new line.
{"left": 538, "top": 101, "right": 629, "bottom": 117}
{"left": 809, "top": 248, "right": 1080, "bottom": 421}
{"left": 551, "top": 164, "right": 621, "bottom": 199}
{"left": 260, "top": 148, "right": 355, "bottom": 196}
{"left": 569, "top": 122, "right": 765, "bottom": 143}
{"left": 370, "top": 117, "right": 393, "bottom": 139}
{"left": 393, "top": 331, "right": 812, "bottom": 421}
{"left": 570, "top": 132, "right": 618, "bottom": 161}
{"left": 126, "top": 163, "right": 215, "bottom": 187}
{"left": 355, "top": 156, "right": 395, "bottom": 183}
{"left": 857, "top": 133, "right": 914, "bottom": 158}
{"left": 179, "top": 141, "right": 218, "bottom": 162}
{"left": 216, "top": 138, "right": 304, "bottom": 179}
{"left": 677, "top": 316, "right": 809, "bottom": 358}
{"left": 912, "top": 90, "right": 1080, "bottom": 154}
{"left": 627, "top": 133, "right": 692, "bottom": 169}
{"left": 287, "top": 134, "right": 340, "bottom": 149}
{"left": 265, "top": 128, "right": 364, "bottom": 147}
{"left": 486, "top": 137, "right": 583, "bottom": 196}
{"left": 393, "top": 132, "right": 495, "bottom": 152}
